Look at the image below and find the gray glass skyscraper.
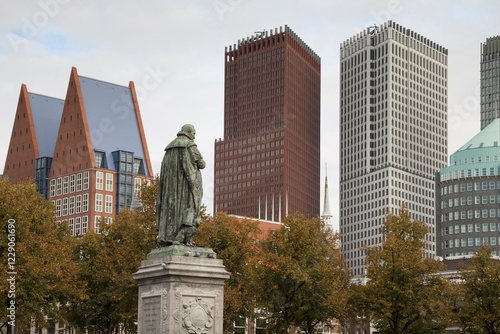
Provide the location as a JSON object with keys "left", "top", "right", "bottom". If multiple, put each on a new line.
{"left": 480, "top": 36, "right": 500, "bottom": 129}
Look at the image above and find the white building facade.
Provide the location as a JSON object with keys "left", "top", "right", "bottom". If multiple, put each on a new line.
{"left": 339, "top": 21, "right": 448, "bottom": 276}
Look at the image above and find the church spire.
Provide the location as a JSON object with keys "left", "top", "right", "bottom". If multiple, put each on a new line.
{"left": 321, "top": 163, "right": 333, "bottom": 227}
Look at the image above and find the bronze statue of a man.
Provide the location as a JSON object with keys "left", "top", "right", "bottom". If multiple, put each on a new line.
{"left": 156, "top": 124, "right": 205, "bottom": 246}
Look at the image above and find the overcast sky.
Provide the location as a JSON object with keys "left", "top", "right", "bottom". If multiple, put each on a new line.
{"left": 0, "top": 1, "right": 498, "bottom": 231}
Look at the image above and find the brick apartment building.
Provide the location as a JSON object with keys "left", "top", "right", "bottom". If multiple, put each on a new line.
{"left": 3, "top": 67, "right": 153, "bottom": 235}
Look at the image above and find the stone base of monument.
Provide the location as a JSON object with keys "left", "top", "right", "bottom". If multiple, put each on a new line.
{"left": 133, "top": 245, "right": 230, "bottom": 334}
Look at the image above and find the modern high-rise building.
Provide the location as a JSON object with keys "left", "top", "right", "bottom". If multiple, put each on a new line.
{"left": 480, "top": 35, "right": 500, "bottom": 129}
{"left": 214, "top": 25, "right": 321, "bottom": 221}
{"left": 437, "top": 118, "right": 500, "bottom": 258}
{"left": 339, "top": 21, "right": 448, "bottom": 275}
{"left": 3, "top": 67, "right": 153, "bottom": 235}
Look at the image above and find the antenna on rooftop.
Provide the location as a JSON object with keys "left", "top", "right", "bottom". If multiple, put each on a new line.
{"left": 255, "top": 30, "right": 266, "bottom": 38}
{"left": 368, "top": 24, "right": 378, "bottom": 34}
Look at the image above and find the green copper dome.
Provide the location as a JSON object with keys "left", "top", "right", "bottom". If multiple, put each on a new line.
{"left": 440, "top": 118, "right": 500, "bottom": 181}
{"left": 457, "top": 118, "right": 500, "bottom": 152}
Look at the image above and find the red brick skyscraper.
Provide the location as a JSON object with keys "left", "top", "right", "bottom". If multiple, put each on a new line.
{"left": 214, "top": 25, "right": 321, "bottom": 221}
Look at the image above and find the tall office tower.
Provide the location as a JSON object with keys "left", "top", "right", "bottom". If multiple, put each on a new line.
{"left": 480, "top": 36, "right": 500, "bottom": 129}
{"left": 339, "top": 21, "right": 448, "bottom": 276}
{"left": 214, "top": 25, "right": 321, "bottom": 221}
{"left": 437, "top": 119, "right": 500, "bottom": 258}
{"left": 3, "top": 67, "right": 153, "bottom": 235}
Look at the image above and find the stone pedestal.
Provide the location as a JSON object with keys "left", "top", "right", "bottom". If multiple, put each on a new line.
{"left": 133, "top": 245, "right": 230, "bottom": 334}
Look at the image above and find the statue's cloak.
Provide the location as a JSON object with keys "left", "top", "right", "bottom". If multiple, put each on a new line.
{"left": 156, "top": 133, "right": 203, "bottom": 244}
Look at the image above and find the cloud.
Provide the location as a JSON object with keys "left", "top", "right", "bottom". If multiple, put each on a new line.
{"left": 1, "top": 0, "right": 498, "bottom": 230}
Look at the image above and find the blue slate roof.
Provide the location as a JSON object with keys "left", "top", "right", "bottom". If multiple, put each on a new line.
{"left": 29, "top": 93, "right": 64, "bottom": 157}
{"left": 78, "top": 76, "right": 148, "bottom": 175}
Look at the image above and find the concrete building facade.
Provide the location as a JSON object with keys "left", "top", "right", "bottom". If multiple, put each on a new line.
{"left": 3, "top": 67, "right": 153, "bottom": 235}
{"left": 339, "top": 21, "right": 448, "bottom": 275}
{"left": 214, "top": 25, "right": 321, "bottom": 221}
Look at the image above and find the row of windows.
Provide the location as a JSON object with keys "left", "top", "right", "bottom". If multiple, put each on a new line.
{"left": 481, "top": 57, "right": 500, "bottom": 67}
{"left": 216, "top": 142, "right": 284, "bottom": 159}
{"left": 341, "top": 25, "right": 446, "bottom": 65}
{"left": 443, "top": 237, "right": 500, "bottom": 249}
{"left": 227, "top": 44, "right": 285, "bottom": 64}
{"left": 95, "top": 194, "right": 113, "bottom": 214}
{"left": 443, "top": 195, "right": 500, "bottom": 208}
{"left": 54, "top": 194, "right": 88, "bottom": 217}
{"left": 216, "top": 131, "right": 283, "bottom": 149}
{"left": 481, "top": 108, "right": 500, "bottom": 119}
{"left": 50, "top": 172, "right": 89, "bottom": 197}
{"left": 445, "top": 250, "right": 500, "bottom": 258}
{"left": 51, "top": 171, "right": 116, "bottom": 197}
{"left": 441, "top": 180, "right": 500, "bottom": 195}
{"left": 227, "top": 71, "right": 283, "bottom": 93}
{"left": 216, "top": 166, "right": 283, "bottom": 185}
{"left": 441, "top": 168, "right": 500, "bottom": 181}
{"left": 391, "top": 29, "right": 447, "bottom": 63}
{"left": 96, "top": 171, "right": 114, "bottom": 191}
{"left": 64, "top": 216, "right": 88, "bottom": 236}
{"left": 442, "top": 222, "right": 500, "bottom": 235}
{"left": 60, "top": 216, "right": 112, "bottom": 236}
{"left": 442, "top": 209, "right": 500, "bottom": 222}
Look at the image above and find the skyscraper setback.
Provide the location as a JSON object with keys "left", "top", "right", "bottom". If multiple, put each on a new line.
{"left": 339, "top": 21, "right": 448, "bottom": 275}
{"left": 214, "top": 25, "right": 321, "bottom": 221}
{"left": 480, "top": 35, "right": 500, "bottom": 129}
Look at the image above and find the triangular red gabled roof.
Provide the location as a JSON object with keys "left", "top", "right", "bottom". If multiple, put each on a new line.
{"left": 49, "top": 67, "right": 95, "bottom": 177}
{"left": 3, "top": 84, "right": 39, "bottom": 182}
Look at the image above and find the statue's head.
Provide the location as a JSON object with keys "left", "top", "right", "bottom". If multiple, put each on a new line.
{"left": 181, "top": 124, "right": 196, "bottom": 139}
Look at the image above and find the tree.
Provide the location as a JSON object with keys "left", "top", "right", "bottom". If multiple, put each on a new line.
{"left": 194, "top": 212, "right": 263, "bottom": 332}
{"left": 458, "top": 246, "right": 500, "bottom": 333}
{"left": 357, "top": 206, "right": 454, "bottom": 334}
{"left": 0, "top": 180, "right": 81, "bottom": 332}
{"left": 254, "top": 213, "right": 350, "bottom": 334}
{"left": 65, "top": 179, "right": 158, "bottom": 334}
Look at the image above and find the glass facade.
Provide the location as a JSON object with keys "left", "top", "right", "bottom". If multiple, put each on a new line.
{"left": 35, "top": 156, "right": 52, "bottom": 198}
{"left": 94, "top": 150, "right": 107, "bottom": 168}
{"left": 112, "top": 150, "right": 145, "bottom": 212}
{"left": 480, "top": 35, "right": 500, "bottom": 129}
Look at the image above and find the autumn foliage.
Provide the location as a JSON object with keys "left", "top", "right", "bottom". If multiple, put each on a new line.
{"left": 352, "top": 206, "right": 455, "bottom": 334}
{"left": 458, "top": 246, "right": 500, "bottom": 333}
{"left": 254, "top": 214, "right": 349, "bottom": 334}
{"left": 0, "top": 180, "right": 81, "bottom": 331}
{"left": 65, "top": 179, "right": 158, "bottom": 334}
{"left": 10, "top": 179, "right": 500, "bottom": 334}
{"left": 195, "top": 212, "right": 263, "bottom": 331}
